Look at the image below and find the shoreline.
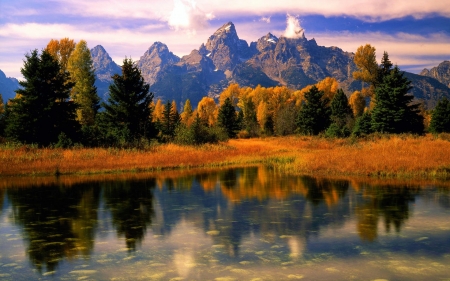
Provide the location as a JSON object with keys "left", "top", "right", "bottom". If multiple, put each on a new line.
{"left": 1, "top": 134, "right": 450, "bottom": 180}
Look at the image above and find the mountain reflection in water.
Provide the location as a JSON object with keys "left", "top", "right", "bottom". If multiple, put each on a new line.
{"left": 0, "top": 167, "right": 449, "bottom": 280}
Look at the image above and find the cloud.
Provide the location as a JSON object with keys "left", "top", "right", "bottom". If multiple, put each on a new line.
{"left": 260, "top": 16, "right": 271, "bottom": 23}
{"left": 283, "top": 14, "right": 304, "bottom": 38}
{"left": 166, "top": 0, "right": 214, "bottom": 35}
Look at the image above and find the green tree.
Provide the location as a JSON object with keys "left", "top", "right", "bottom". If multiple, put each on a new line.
{"left": 352, "top": 111, "right": 373, "bottom": 136}
{"left": 0, "top": 93, "right": 4, "bottom": 136}
{"left": 378, "top": 51, "right": 393, "bottom": 83}
{"left": 101, "top": 58, "right": 155, "bottom": 144}
{"left": 429, "top": 97, "right": 450, "bottom": 133}
{"left": 371, "top": 66, "right": 424, "bottom": 134}
{"left": 326, "top": 89, "right": 353, "bottom": 137}
{"left": 5, "top": 49, "right": 78, "bottom": 145}
{"left": 296, "top": 86, "right": 331, "bottom": 135}
{"left": 67, "top": 40, "right": 100, "bottom": 126}
{"left": 217, "top": 97, "right": 239, "bottom": 138}
{"left": 160, "top": 100, "right": 180, "bottom": 141}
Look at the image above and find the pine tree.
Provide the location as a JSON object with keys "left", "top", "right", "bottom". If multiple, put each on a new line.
{"left": 218, "top": 97, "right": 239, "bottom": 138}
{"left": 67, "top": 40, "right": 100, "bottom": 126}
{"left": 352, "top": 111, "right": 373, "bottom": 136}
{"left": 160, "top": 100, "right": 180, "bottom": 140}
{"left": 5, "top": 49, "right": 78, "bottom": 145}
{"left": 429, "top": 97, "right": 450, "bottom": 133}
{"left": 378, "top": 51, "right": 393, "bottom": 83}
{"left": 101, "top": 58, "right": 155, "bottom": 143}
{"left": 371, "top": 66, "right": 424, "bottom": 134}
{"left": 296, "top": 86, "right": 331, "bottom": 135}
{"left": 326, "top": 89, "right": 353, "bottom": 137}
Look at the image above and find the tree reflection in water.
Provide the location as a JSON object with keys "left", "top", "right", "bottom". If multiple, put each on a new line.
{"left": 7, "top": 183, "right": 101, "bottom": 273}
{"left": 102, "top": 178, "right": 156, "bottom": 251}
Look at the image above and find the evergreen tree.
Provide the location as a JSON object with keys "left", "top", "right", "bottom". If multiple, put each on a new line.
{"left": 160, "top": 100, "right": 180, "bottom": 140}
{"left": 0, "top": 93, "right": 4, "bottom": 137}
{"left": 429, "top": 97, "right": 450, "bottom": 133}
{"left": 371, "top": 66, "right": 424, "bottom": 134}
{"left": 378, "top": 51, "right": 393, "bottom": 83}
{"left": 326, "top": 88, "right": 353, "bottom": 137}
{"left": 296, "top": 86, "right": 331, "bottom": 135}
{"left": 67, "top": 40, "right": 100, "bottom": 126}
{"left": 101, "top": 58, "right": 155, "bottom": 144}
{"left": 5, "top": 49, "right": 78, "bottom": 145}
{"left": 352, "top": 111, "right": 373, "bottom": 136}
{"left": 217, "top": 97, "right": 239, "bottom": 138}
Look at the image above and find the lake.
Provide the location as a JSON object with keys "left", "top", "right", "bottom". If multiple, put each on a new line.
{"left": 0, "top": 167, "right": 449, "bottom": 280}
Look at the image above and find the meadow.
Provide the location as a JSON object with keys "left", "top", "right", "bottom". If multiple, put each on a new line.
{"left": 1, "top": 134, "right": 450, "bottom": 179}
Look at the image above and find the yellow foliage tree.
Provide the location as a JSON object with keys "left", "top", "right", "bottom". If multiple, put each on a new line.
{"left": 349, "top": 91, "right": 366, "bottom": 117}
{"left": 316, "top": 77, "right": 338, "bottom": 102}
{"left": 152, "top": 99, "right": 164, "bottom": 122}
{"left": 180, "top": 99, "right": 194, "bottom": 125}
{"left": 46, "top": 38, "right": 76, "bottom": 72}
{"left": 197, "top": 97, "right": 217, "bottom": 126}
{"left": 256, "top": 101, "right": 268, "bottom": 131}
{"left": 219, "top": 83, "right": 241, "bottom": 107}
{"left": 353, "top": 44, "right": 378, "bottom": 87}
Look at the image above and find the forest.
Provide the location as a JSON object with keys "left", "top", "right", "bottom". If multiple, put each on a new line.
{"left": 0, "top": 39, "right": 449, "bottom": 149}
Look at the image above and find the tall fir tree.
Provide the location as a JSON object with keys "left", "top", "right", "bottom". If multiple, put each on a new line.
{"left": 217, "top": 97, "right": 239, "bottom": 138}
{"left": 326, "top": 88, "right": 353, "bottom": 137}
{"left": 67, "top": 40, "right": 100, "bottom": 126}
{"left": 429, "top": 97, "right": 450, "bottom": 133}
{"left": 160, "top": 100, "right": 180, "bottom": 140}
{"left": 371, "top": 66, "right": 424, "bottom": 134}
{"left": 101, "top": 58, "right": 155, "bottom": 143}
{"left": 296, "top": 86, "right": 331, "bottom": 135}
{"left": 5, "top": 49, "right": 78, "bottom": 145}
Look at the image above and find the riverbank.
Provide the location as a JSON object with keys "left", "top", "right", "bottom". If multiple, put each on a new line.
{"left": 1, "top": 134, "right": 450, "bottom": 179}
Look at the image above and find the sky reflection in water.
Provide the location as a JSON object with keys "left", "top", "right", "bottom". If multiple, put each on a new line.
{"left": 0, "top": 167, "right": 449, "bottom": 280}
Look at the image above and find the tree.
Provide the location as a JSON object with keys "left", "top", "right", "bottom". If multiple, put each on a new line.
{"left": 180, "top": 99, "right": 193, "bottom": 125}
{"left": 429, "top": 97, "right": 450, "bottom": 133}
{"left": 197, "top": 97, "right": 217, "bottom": 126}
{"left": 160, "top": 100, "right": 180, "bottom": 140}
{"left": 326, "top": 89, "right": 353, "bottom": 137}
{"left": 352, "top": 111, "right": 373, "bottom": 136}
{"left": 46, "top": 38, "right": 76, "bottom": 73}
{"left": 218, "top": 97, "right": 239, "bottom": 138}
{"left": 371, "top": 66, "right": 424, "bottom": 134}
{"left": 316, "top": 77, "right": 339, "bottom": 103}
{"left": 349, "top": 90, "right": 366, "bottom": 117}
{"left": 0, "top": 93, "right": 4, "bottom": 136}
{"left": 67, "top": 40, "right": 100, "bottom": 126}
{"left": 378, "top": 51, "right": 393, "bottom": 83}
{"left": 296, "top": 86, "right": 331, "bottom": 135}
{"left": 5, "top": 49, "right": 78, "bottom": 145}
{"left": 353, "top": 44, "right": 378, "bottom": 86}
{"left": 101, "top": 58, "right": 155, "bottom": 144}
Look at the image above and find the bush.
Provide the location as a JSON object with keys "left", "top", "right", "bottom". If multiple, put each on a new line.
{"left": 174, "top": 124, "right": 228, "bottom": 145}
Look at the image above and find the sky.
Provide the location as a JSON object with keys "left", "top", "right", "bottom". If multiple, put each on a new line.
{"left": 1, "top": 0, "right": 449, "bottom": 79}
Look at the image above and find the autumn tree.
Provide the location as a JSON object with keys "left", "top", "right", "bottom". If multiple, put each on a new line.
{"left": 353, "top": 44, "right": 378, "bottom": 87}
{"left": 67, "top": 40, "right": 100, "bottom": 126}
{"left": 429, "top": 97, "right": 450, "bottom": 133}
{"left": 296, "top": 86, "right": 331, "bottom": 135}
{"left": 100, "top": 58, "right": 155, "bottom": 145}
{"left": 46, "top": 38, "right": 76, "bottom": 73}
{"left": 349, "top": 90, "right": 366, "bottom": 117}
{"left": 219, "top": 83, "right": 241, "bottom": 107}
{"left": 316, "top": 77, "right": 339, "bottom": 102}
{"left": 180, "top": 99, "right": 193, "bottom": 125}
{"left": 197, "top": 97, "right": 217, "bottom": 126}
{"left": 218, "top": 97, "right": 239, "bottom": 138}
{"left": 371, "top": 66, "right": 424, "bottom": 134}
{"left": 5, "top": 49, "right": 78, "bottom": 145}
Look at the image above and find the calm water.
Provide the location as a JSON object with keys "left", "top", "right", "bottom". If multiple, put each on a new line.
{"left": 0, "top": 167, "right": 449, "bottom": 280}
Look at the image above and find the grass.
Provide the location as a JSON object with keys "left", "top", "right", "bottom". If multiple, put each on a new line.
{"left": 1, "top": 134, "right": 450, "bottom": 179}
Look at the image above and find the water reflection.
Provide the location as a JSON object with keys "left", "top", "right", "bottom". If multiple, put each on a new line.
{"left": 0, "top": 167, "right": 449, "bottom": 280}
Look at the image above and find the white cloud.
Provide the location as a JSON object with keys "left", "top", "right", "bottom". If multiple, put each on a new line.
{"left": 168, "top": 0, "right": 214, "bottom": 35}
{"left": 260, "top": 16, "right": 271, "bottom": 23}
{"left": 283, "top": 14, "right": 304, "bottom": 38}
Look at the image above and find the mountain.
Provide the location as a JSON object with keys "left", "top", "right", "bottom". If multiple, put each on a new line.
{"left": 90, "top": 45, "right": 121, "bottom": 100}
{"left": 146, "top": 22, "right": 450, "bottom": 108}
{"left": 420, "top": 61, "right": 450, "bottom": 88}
{"left": 0, "top": 69, "right": 20, "bottom": 102}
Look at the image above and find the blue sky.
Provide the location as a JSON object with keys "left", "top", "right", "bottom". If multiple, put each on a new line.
{"left": 1, "top": 0, "right": 449, "bottom": 79}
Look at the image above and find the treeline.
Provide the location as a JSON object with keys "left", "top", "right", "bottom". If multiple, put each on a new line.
{"left": 0, "top": 40, "right": 449, "bottom": 148}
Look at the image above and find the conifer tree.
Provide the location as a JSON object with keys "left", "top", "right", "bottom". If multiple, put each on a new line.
{"left": 218, "top": 97, "right": 239, "bottom": 138}
{"left": 67, "top": 40, "right": 100, "bottom": 126}
{"left": 160, "top": 100, "right": 180, "bottom": 140}
{"left": 5, "top": 49, "right": 78, "bottom": 145}
{"left": 296, "top": 86, "right": 331, "bottom": 135}
{"left": 429, "top": 97, "right": 450, "bottom": 133}
{"left": 326, "top": 89, "right": 353, "bottom": 137}
{"left": 352, "top": 111, "right": 373, "bottom": 136}
{"left": 371, "top": 66, "right": 424, "bottom": 134}
{"left": 101, "top": 58, "right": 155, "bottom": 143}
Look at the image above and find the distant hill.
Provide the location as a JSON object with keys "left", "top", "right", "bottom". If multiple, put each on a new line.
{"left": 0, "top": 69, "right": 20, "bottom": 102}
{"left": 90, "top": 45, "right": 122, "bottom": 101}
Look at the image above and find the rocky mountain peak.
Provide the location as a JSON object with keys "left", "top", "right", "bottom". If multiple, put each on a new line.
{"left": 138, "top": 42, "right": 180, "bottom": 85}
{"left": 90, "top": 45, "right": 121, "bottom": 82}
{"left": 204, "top": 21, "right": 246, "bottom": 71}
{"left": 420, "top": 61, "right": 450, "bottom": 88}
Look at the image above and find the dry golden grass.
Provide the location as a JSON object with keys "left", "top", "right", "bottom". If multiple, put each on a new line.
{"left": 1, "top": 134, "right": 450, "bottom": 179}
